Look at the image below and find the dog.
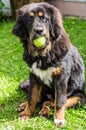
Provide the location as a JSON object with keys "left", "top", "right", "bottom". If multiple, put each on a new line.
{"left": 12, "top": 2, "right": 86, "bottom": 127}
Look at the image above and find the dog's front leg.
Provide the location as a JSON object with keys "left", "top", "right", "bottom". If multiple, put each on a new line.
{"left": 19, "top": 73, "right": 42, "bottom": 119}
{"left": 54, "top": 80, "right": 67, "bottom": 127}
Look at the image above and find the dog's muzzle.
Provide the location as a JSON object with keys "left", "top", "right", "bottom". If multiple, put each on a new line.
{"left": 33, "top": 26, "right": 43, "bottom": 35}
{"left": 30, "top": 24, "right": 49, "bottom": 50}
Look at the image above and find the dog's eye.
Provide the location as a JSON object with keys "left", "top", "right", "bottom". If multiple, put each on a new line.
{"left": 28, "top": 12, "right": 34, "bottom": 23}
{"left": 28, "top": 16, "right": 34, "bottom": 23}
{"left": 41, "top": 17, "right": 48, "bottom": 23}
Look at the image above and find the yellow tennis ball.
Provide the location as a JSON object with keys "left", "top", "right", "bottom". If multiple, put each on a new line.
{"left": 33, "top": 36, "right": 46, "bottom": 48}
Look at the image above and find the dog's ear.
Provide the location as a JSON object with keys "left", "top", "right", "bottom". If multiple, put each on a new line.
{"left": 42, "top": 3, "right": 63, "bottom": 39}
{"left": 49, "top": 6, "right": 63, "bottom": 39}
{"left": 50, "top": 18, "right": 61, "bottom": 40}
{"left": 12, "top": 10, "right": 27, "bottom": 39}
{"left": 41, "top": 3, "right": 70, "bottom": 57}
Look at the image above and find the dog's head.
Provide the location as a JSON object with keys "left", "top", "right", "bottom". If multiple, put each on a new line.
{"left": 12, "top": 3, "right": 66, "bottom": 57}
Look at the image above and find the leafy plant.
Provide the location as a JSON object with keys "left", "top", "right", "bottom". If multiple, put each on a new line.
{"left": 0, "top": 0, "right": 9, "bottom": 21}
{"left": 0, "top": 0, "right": 4, "bottom": 8}
{"left": 0, "top": 0, "right": 5, "bottom": 21}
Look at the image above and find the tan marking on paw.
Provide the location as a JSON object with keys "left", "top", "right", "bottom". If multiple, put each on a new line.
{"left": 17, "top": 101, "right": 28, "bottom": 112}
{"left": 19, "top": 102, "right": 31, "bottom": 120}
{"left": 39, "top": 106, "right": 50, "bottom": 118}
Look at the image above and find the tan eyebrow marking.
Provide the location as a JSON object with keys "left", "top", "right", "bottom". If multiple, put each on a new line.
{"left": 38, "top": 12, "right": 43, "bottom": 17}
{"left": 29, "top": 12, "right": 34, "bottom": 17}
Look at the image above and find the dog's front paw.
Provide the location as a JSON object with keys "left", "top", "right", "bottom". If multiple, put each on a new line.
{"left": 54, "top": 116, "right": 66, "bottom": 127}
{"left": 39, "top": 106, "right": 50, "bottom": 118}
{"left": 19, "top": 111, "right": 30, "bottom": 120}
{"left": 17, "top": 101, "right": 31, "bottom": 120}
{"left": 17, "top": 101, "right": 28, "bottom": 112}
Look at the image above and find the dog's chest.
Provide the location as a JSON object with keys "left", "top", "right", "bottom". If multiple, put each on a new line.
{"left": 29, "top": 62, "right": 55, "bottom": 86}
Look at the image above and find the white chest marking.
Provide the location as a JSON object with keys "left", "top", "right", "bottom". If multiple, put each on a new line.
{"left": 29, "top": 62, "right": 56, "bottom": 86}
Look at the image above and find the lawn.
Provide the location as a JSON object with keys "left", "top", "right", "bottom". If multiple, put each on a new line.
{"left": 0, "top": 18, "right": 86, "bottom": 130}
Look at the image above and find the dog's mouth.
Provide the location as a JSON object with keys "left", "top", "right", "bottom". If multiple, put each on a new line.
{"left": 32, "top": 35, "right": 49, "bottom": 50}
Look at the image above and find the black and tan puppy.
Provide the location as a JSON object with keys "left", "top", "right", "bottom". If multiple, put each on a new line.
{"left": 12, "top": 2, "right": 86, "bottom": 127}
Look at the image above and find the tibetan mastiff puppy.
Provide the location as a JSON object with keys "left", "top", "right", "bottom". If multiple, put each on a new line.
{"left": 12, "top": 2, "right": 86, "bottom": 127}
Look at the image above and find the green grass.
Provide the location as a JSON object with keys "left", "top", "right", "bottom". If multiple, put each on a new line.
{"left": 0, "top": 18, "right": 86, "bottom": 130}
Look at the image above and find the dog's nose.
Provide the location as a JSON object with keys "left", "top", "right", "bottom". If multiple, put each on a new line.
{"left": 33, "top": 27, "right": 43, "bottom": 34}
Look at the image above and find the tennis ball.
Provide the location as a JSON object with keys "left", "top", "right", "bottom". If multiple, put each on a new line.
{"left": 33, "top": 36, "right": 46, "bottom": 48}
